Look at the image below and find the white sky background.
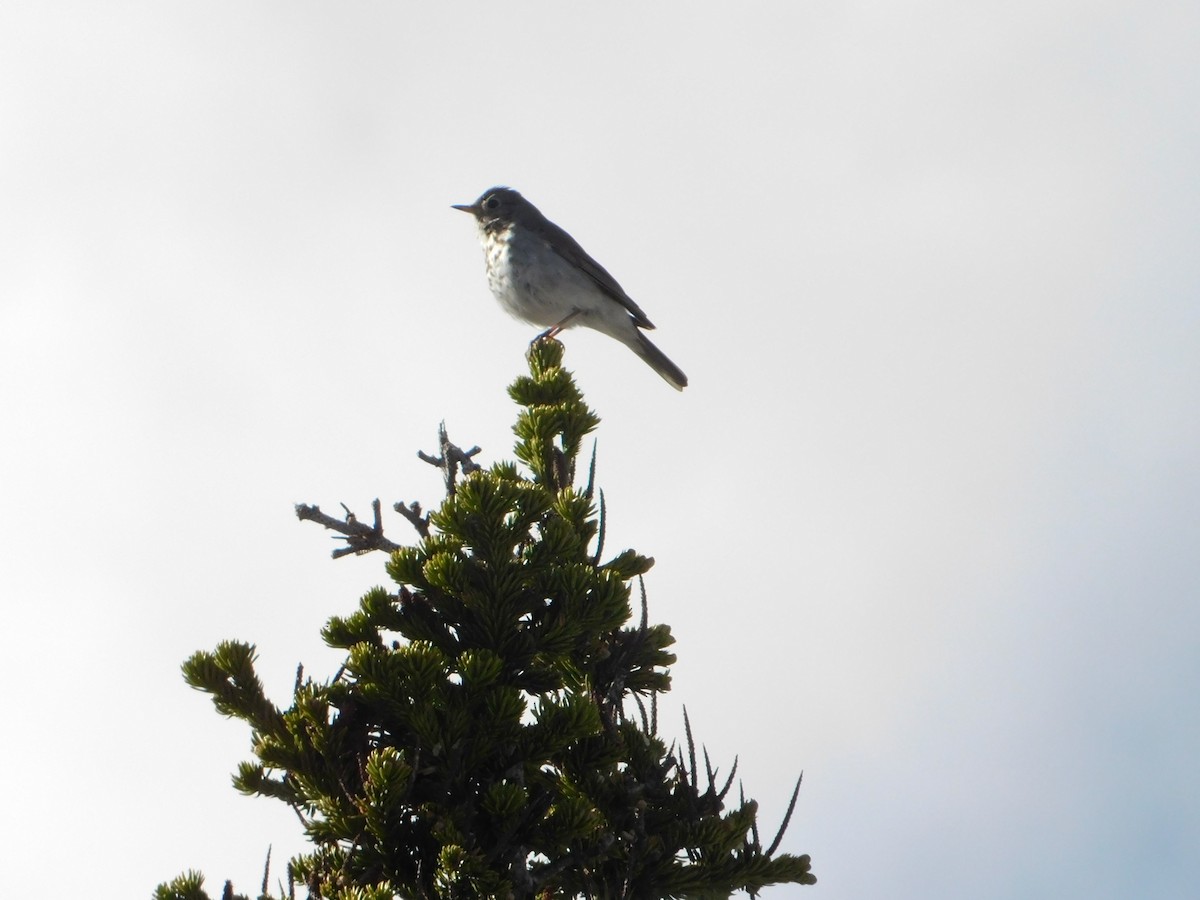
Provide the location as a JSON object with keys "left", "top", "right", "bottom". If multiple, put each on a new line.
{"left": 2, "top": 2, "right": 1197, "bottom": 897}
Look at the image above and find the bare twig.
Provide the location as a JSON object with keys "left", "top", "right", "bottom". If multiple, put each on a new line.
{"left": 296, "top": 425, "right": 481, "bottom": 557}
{"left": 393, "top": 500, "right": 431, "bottom": 538}
{"left": 295, "top": 499, "right": 401, "bottom": 558}
{"left": 417, "top": 421, "right": 481, "bottom": 497}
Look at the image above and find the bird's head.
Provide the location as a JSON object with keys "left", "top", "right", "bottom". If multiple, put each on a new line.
{"left": 452, "top": 186, "right": 529, "bottom": 226}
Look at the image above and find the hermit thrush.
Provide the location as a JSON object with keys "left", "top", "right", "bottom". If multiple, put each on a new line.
{"left": 453, "top": 187, "right": 688, "bottom": 390}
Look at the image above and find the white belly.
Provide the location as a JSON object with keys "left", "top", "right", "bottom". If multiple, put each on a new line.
{"left": 484, "top": 230, "right": 635, "bottom": 342}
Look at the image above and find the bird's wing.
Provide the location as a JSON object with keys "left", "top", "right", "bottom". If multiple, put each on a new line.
{"left": 533, "top": 217, "right": 656, "bottom": 330}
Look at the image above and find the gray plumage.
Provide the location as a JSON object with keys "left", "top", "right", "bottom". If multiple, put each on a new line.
{"left": 453, "top": 187, "right": 687, "bottom": 391}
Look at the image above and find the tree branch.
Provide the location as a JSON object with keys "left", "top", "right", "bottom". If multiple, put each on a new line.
{"left": 294, "top": 499, "right": 401, "bottom": 557}
{"left": 417, "top": 421, "right": 481, "bottom": 497}
{"left": 392, "top": 500, "right": 430, "bottom": 538}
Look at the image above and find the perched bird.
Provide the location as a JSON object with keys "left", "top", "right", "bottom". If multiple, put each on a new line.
{"left": 453, "top": 187, "right": 687, "bottom": 390}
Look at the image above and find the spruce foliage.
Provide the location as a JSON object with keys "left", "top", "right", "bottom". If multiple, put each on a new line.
{"left": 164, "top": 341, "right": 815, "bottom": 899}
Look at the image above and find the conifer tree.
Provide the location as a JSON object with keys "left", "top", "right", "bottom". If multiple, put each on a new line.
{"left": 159, "top": 341, "right": 815, "bottom": 899}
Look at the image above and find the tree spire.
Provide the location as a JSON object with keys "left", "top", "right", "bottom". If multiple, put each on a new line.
{"left": 164, "top": 341, "right": 815, "bottom": 898}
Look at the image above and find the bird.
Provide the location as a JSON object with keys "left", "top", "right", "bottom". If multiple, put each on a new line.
{"left": 452, "top": 187, "right": 688, "bottom": 390}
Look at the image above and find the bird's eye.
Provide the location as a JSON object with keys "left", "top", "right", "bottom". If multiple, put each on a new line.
{"left": 485, "top": 196, "right": 500, "bottom": 210}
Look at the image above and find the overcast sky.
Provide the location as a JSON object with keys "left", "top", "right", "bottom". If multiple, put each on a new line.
{"left": 2, "top": 3, "right": 1197, "bottom": 898}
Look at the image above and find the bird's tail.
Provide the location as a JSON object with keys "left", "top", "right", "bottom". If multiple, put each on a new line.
{"left": 630, "top": 331, "right": 688, "bottom": 391}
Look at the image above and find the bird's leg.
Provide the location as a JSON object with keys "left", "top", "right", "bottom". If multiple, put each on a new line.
{"left": 533, "top": 309, "right": 581, "bottom": 344}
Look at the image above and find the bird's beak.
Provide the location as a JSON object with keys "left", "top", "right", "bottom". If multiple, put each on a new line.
{"left": 451, "top": 203, "right": 480, "bottom": 217}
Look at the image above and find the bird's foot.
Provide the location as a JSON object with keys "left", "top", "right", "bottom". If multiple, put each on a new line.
{"left": 531, "top": 310, "right": 581, "bottom": 345}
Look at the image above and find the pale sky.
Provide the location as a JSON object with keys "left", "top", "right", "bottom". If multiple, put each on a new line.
{"left": 2, "top": 3, "right": 1197, "bottom": 898}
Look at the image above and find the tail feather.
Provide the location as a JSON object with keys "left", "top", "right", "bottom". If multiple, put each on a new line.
{"left": 631, "top": 331, "right": 688, "bottom": 391}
